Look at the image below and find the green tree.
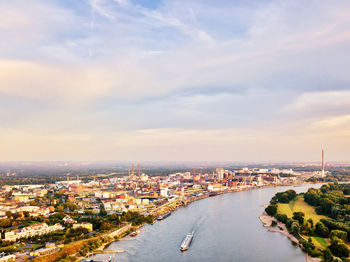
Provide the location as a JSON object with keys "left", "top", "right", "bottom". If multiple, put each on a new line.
{"left": 66, "top": 202, "right": 78, "bottom": 212}
{"left": 330, "top": 230, "right": 348, "bottom": 242}
{"left": 265, "top": 205, "right": 277, "bottom": 216}
{"left": 292, "top": 212, "right": 305, "bottom": 225}
{"left": 307, "top": 218, "right": 314, "bottom": 228}
{"left": 5, "top": 211, "right": 12, "bottom": 218}
{"left": 329, "top": 236, "right": 349, "bottom": 258}
{"left": 290, "top": 221, "right": 300, "bottom": 236}
{"left": 323, "top": 248, "right": 334, "bottom": 262}
{"left": 99, "top": 204, "right": 107, "bottom": 217}
{"left": 56, "top": 205, "right": 64, "bottom": 212}
{"left": 315, "top": 222, "right": 329, "bottom": 237}
{"left": 275, "top": 213, "right": 288, "bottom": 224}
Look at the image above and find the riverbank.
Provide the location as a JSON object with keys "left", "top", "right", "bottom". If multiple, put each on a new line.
{"left": 153, "top": 183, "right": 304, "bottom": 218}
{"left": 260, "top": 212, "right": 321, "bottom": 262}
{"left": 79, "top": 223, "right": 138, "bottom": 261}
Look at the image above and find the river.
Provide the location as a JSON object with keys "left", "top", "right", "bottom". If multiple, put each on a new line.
{"left": 91, "top": 184, "right": 322, "bottom": 262}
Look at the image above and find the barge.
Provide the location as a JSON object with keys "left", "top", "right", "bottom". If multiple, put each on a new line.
{"left": 180, "top": 232, "right": 194, "bottom": 251}
{"left": 157, "top": 212, "right": 171, "bottom": 220}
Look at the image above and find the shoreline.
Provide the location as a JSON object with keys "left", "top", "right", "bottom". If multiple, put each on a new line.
{"left": 153, "top": 182, "right": 313, "bottom": 218}
{"left": 259, "top": 212, "right": 321, "bottom": 262}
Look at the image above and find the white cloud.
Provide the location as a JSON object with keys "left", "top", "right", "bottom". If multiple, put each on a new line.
{"left": 1, "top": 0, "right": 350, "bottom": 160}
{"left": 286, "top": 91, "right": 350, "bottom": 112}
{"left": 0, "top": 60, "right": 116, "bottom": 103}
{"left": 89, "top": 0, "right": 115, "bottom": 19}
{"left": 312, "top": 114, "right": 350, "bottom": 128}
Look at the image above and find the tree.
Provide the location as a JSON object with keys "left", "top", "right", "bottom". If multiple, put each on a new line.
{"left": 99, "top": 205, "right": 107, "bottom": 217}
{"left": 290, "top": 221, "right": 300, "bottom": 236}
{"left": 56, "top": 205, "right": 64, "bottom": 212}
{"left": 319, "top": 198, "right": 335, "bottom": 215}
{"left": 329, "top": 236, "right": 349, "bottom": 258}
{"left": 330, "top": 230, "right": 348, "bottom": 242}
{"left": 275, "top": 213, "right": 288, "bottom": 224}
{"left": 66, "top": 202, "right": 78, "bottom": 212}
{"left": 292, "top": 212, "right": 305, "bottom": 225}
{"left": 100, "top": 222, "right": 113, "bottom": 231}
{"left": 315, "top": 222, "right": 329, "bottom": 237}
{"left": 276, "top": 192, "right": 290, "bottom": 203}
{"left": 307, "top": 218, "right": 314, "bottom": 228}
{"left": 5, "top": 211, "right": 12, "bottom": 218}
{"left": 323, "top": 248, "right": 334, "bottom": 262}
{"left": 301, "top": 221, "right": 313, "bottom": 235}
{"left": 265, "top": 205, "right": 277, "bottom": 216}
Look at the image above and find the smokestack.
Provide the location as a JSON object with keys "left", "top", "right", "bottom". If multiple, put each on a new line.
{"left": 138, "top": 164, "right": 141, "bottom": 179}
{"left": 132, "top": 164, "right": 134, "bottom": 177}
{"left": 322, "top": 149, "right": 325, "bottom": 177}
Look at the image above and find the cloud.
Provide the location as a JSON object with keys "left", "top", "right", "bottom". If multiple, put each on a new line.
{"left": 312, "top": 114, "right": 350, "bottom": 129}
{"left": 0, "top": 60, "right": 116, "bottom": 103}
{"left": 89, "top": 0, "right": 115, "bottom": 20}
{"left": 285, "top": 90, "right": 350, "bottom": 117}
{"left": 0, "top": 0, "right": 350, "bottom": 160}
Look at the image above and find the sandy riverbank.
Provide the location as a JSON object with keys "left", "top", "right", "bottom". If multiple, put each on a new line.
{"left": 259, "top": 212, "right": 321, "bottom": 262}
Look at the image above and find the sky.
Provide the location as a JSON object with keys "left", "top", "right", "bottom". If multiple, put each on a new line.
{"left": 0, "top": 0, "right": 350, "bottom": 162}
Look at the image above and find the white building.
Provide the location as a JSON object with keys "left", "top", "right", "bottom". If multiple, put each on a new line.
{"left": 160, "top": 187, "right": 169, "bottom": 197}
{"left": 4, "top": 223, "right": 64, "bottom": 242}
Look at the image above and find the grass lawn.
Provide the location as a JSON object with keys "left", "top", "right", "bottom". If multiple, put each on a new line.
{"left": 313, "top": 236, "right": 329, "bottom": 248}
{"left": 301, "top": 235, "right": 328, "bottom": 249}
{"left": 277, "top": 196, "right": 327, "bottom": 223}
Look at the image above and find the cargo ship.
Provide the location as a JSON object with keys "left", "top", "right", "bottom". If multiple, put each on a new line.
{"left": 157, "top": 212, "right": 171, "bottom": 220}
{"left": 180, "top": 232, "right": 194, "bottom": 251}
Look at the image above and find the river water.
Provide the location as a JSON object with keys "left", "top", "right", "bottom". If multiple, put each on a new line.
{"left": 91, "top": 184, "right": 322, "bottom": 262}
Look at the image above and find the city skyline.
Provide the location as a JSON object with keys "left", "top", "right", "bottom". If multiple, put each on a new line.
{"left": 1, "top": 0, "right": 350, "bottom": 161}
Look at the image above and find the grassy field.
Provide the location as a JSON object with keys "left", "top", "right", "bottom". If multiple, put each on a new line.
{"left": 277, "top": 196, "right": 327, "bottom": 223}
{"left": 301, "top": 235, "right": 328, "bottom": 249}
{"left": 313, "top": 236, "right": 329, "bottom": 248}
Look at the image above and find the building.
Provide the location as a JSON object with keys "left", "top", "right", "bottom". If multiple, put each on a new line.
{"left": 13, "top": 195, "right": 30, "bottom": 203}
{"left": 63, "top": 215, "right": 77, "bottom": 224}
{"left": 68, "top": 184, "right": 84, "bottom": 193}
{"left": 216, "top": 168, "right": 224, "bottom": 181}
{"left": 29, "top": 245, "right": 58, "bottom": 257}
{"left": 160, "top": 187, "right": 169, "bottom": 197}
{"left": 72, "top": 222, "right": 93, "bottom": 232}
{"left": 0, "top": 255, "right": 15, "bottom": 262}
{"left": 4, "top": 223, "right": 64, "bottom": 242}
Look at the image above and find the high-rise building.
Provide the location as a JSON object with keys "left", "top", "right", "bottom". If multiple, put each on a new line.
{"left": 216, "top": 168, "right": 224, "bottom": 181}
